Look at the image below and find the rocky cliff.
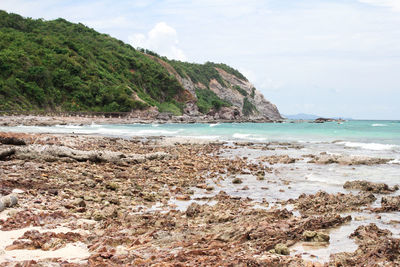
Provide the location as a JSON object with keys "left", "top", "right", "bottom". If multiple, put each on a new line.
{"left": 155, "top": 57, "right": 282, "bottom": 121}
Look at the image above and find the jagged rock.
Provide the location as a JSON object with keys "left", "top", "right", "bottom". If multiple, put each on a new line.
{"left": 0, "top": 194, "right": 18, "bottom": 209}
{"left": 232, "top": 178, "right": 243, "bottom": 184}
{"left": 331, "top": 224, "right": 400, "bottom": 266}
{"left": 274, "top": 243, "right": 289, "bottom": 255}
{"left": 371, "top": 196, "right": 400, "bottom": 212}
{"left": 176, "top": 195, "right": 191, "bottom": 201}
{"left": 206, "top": 185, "right": 214, "bottom": 191}
{"left": 314, "top": 118, "right": 334, "bottom": 123}
{"left": 302, "top": 231, "right": 330, "bottom": 242}
{"left": 308, "top": 154, "right": 391, "bottom": 165}
{"left": 11, "top": 145, "right": 170, "bottom": 164}
{"left": 84, "top": 179, "right": 96, "bottom": 188}
{"left": 186, "top": 203, "right": 201, "bottom": 217}
{"left": 286, "top": 191, "right": 376, "bottom": 214}
{"left": 105, "top": 182, "right": 118, "bottom": 191}
{"left": 344, "top": 180, "right": 398, "bottom": 194}
{"left": 0, "top": 148, "right": 16, "bottom": 160}
{"left": 257, "top": 155, "right": 296, "bottom": 164}
{"left": 74, "top": 198, "right": 86, "bottom": 207}
{"left": 0, "top": 136, "right": 26, "bottom": 145}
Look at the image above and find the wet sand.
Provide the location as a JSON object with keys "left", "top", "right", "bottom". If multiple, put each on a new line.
{"left": 1, "top": 132, "right": 400, "bottom": 266}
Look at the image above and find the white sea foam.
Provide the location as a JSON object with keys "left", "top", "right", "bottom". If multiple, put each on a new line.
{"left": 89, "top": 128, "right": 183, "bottom": 136}
{"left": 55, "top": 124, "right": 81, "bottom": 128}
{"left": 89, "top": 122, "right": 101, "bottom": 128}
{"left": 372, "top": 124, "right": 387, "bottom": 127}
{"left": 135, "top": 129, "right": 183, "bottom": 135}
{"left": 209, "top": 123, "right": 220, "bottom": 127}
{"left": 389, "top": 159, "right": 400, "bottom": 165}
{"left": 338, "top": 141, "right": 398, "bottom": 151}
{"left": 232, "top": 133, "right": 251, "bottom": 139}
{"left": 304, "top": 174, "right": 342, "bottom": 185}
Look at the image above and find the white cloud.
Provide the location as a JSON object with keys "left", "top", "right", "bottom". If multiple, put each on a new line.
{"left": 1, "top": 0, "right": 400, "bottom": 119}
{"left": 358, "top": 0, "right": 400, "bottom": 12}
{"left": 129, "top": 22, "right": 187, "bottom": 61}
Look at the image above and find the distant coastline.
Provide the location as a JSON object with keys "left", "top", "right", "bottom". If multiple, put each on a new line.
{"left": 0, "top": 112, "right": 282, "bottom": 127}
{"left": 284, "top": 113, "right": 353, "bottom": 120}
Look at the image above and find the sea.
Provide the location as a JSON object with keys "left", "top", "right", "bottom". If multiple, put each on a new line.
{"left": 1, "top": 119, "right": 400, "bottom": 261}
{"left": 1, "top": 120, "right": 400, "bottom": 144}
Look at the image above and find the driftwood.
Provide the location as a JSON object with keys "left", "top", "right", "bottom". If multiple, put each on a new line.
{"left": 0, "top": 145, "right": 170, "bottom": 164}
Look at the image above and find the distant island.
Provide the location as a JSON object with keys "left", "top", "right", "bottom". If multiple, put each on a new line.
{"left": 284, "top": 113, "right": 352, "bottom": 120}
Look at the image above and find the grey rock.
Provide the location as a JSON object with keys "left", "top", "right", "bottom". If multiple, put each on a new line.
{"left": 0, "top": 194, "right": 18, "bottom": 209}
{"left": 13, "top": 145, "right": 170, "bottom": 164}
{"left": 0, "top": 148, "right": 16, "bottom": 160}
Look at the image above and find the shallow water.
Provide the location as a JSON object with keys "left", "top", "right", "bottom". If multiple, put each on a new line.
{"left": 216, "top": 143, "right": 400, "bottom": 261}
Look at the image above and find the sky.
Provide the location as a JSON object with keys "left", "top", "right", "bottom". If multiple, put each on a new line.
{"left": 1, "top": 0, "right": 399, "bottom": 119}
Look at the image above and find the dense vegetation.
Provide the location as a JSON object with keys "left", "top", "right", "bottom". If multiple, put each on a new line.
{"left": 168, "top": 61, "right": 226, "bottom": 88}
{"left": 0, "top": 11, "right": 185, "bottom": 112}
{"left": 195, "top": 88, "right": 231, "bottom": 114}
{"left": 242, "top": 97, "right": 258, "bottom": 116}
{"left": 233, "top": 85, "right": 248, "bottom": 97}
{"left": 0, "top": 10, "right": 251, "bottom": 115}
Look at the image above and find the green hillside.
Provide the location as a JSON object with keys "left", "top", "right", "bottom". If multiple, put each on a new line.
{"left": 0, "top": 10, "right": 247, "bottom": 115}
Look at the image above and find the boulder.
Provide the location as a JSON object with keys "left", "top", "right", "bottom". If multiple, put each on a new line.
{"left": 274, "top": 243, "right": 289, "bottom": 255}
{"left": 302, "top": 231, "right": 330, "bottom": 242}
{"left": 344, "top": 180, "right": 398, "bottom": 194}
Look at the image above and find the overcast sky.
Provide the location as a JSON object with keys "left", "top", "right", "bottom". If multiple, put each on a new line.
{"left": 1, "top": 0, "right": 399, "bottom": 119}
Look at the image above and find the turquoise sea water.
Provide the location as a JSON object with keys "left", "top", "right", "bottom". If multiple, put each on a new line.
{"left": 2, "top": 120, "right": 400, "bottom": 146}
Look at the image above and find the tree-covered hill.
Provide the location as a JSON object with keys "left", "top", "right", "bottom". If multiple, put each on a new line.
{"left": 0, "top": 10, "right": 281, "bottom": 120}
{"left": 0, "top": 10, "right": 191, "bottom": 112}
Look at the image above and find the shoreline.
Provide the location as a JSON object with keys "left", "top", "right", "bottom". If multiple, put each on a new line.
{"left": 1, "top": 131, "right": 399, "bottom": 265}
{"left": 0, "top": 114, "right": 283, "bottom": 127}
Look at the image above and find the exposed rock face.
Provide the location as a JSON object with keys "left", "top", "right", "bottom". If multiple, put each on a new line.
{"left": 161, "top": 60, "right": 282, "bottom": 120}
{"left": 251, "top": 90, "right": 281, "bottom": 120}
{"left": 211, "top": 68, "right": 282, "bottom": 120}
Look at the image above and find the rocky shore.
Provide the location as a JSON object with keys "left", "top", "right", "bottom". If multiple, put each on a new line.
{"left": 1, "top": 132, "right": 399, "bottom": 266}
{"left": 0, "top": 113, "right": 281, "bottom": 127}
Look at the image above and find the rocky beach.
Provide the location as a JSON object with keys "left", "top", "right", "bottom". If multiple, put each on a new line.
{"left": 0, "top": 113, "right": 279, "bottom": 128}
{"left": 1, "top": 119, "right": 400, "bottom": 266}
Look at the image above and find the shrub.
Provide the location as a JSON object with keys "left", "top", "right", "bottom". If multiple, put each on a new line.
{"left": 242, "top": 97, "right": 258, "bottom": 116}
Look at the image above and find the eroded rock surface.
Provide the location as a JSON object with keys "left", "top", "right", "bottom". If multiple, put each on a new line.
{"left": 308, "top": 154, "right": 392, "bottom": 165}
{"left": 371, "top": 196, "right": 400, "bottom": 212}
{"left": 3, "top": 144, "right": 170, "bottom": 164}
{"left": 331, "top": 224, "right": 400, "bottom": 266}
{"left": 0, "top": 132, "right": 398, "bottom": 266}
{"left": 285, "top": 191, "right": 376, "bottom": 215}
{"left": 344, "top": 180, "right": 398, "bottom": 194}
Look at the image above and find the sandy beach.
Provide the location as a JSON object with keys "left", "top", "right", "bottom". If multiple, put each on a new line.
{"left": 0, "top": 124, "right": 399, "bottom": 266}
